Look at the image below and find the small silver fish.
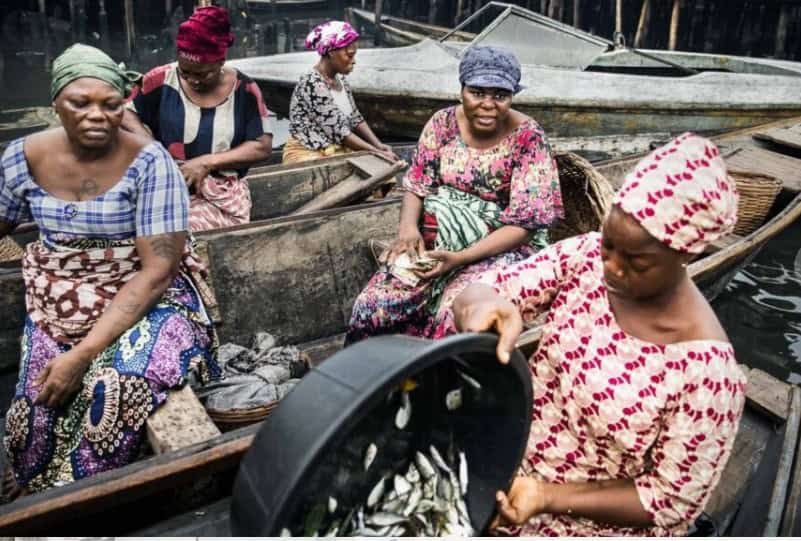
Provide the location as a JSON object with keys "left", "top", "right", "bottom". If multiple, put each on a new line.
{"left": 324, "top": 519, "right": 340, "bottom": 537}
{"left": 405, "top": 463, "right": 420, "bottom": 484}
{"left": 445, "top": 388, "right": 463, "bottom": 411}
{"left": 458, "top": 451, "right": 468, "bottom": 495}
{"left": 437, "top": 476, "right": 453, "bottom": 501}
{"left": 280, "top": 527, "right": 292, "bottom": 537}
{"left": 395, "top": 391, "right": 412, "bottom": 430}
{"left": 363, "top": 442, "right": 377, "bottom": 472}
{"left": 415, "top": 451, "right": 436, "bottom": 479}
{"left": 394, "top": 473, "right": 412, "bottom": 495}
{"left": 328, "top": 496, "right": 338, "bottom": 515}
{"left": 367, "top": 511, "right": 408, "bottom": 526}
{"left": 423, "top": 476, "right": 437, "bottom": 499}
{"left": 429, "top": 445, "right": 452, "bottom": 474}
{"left": 367, "top": 476, "right": 386, "bottom": 508}
{"left": 459, "top": 370, "right": 482, "bottom": 390}
{"left": 403, "top": 486, "right": 423, "bottom": 516}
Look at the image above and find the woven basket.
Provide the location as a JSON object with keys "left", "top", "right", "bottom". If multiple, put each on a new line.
{"left": 206, "top": 352, "right": 312, "bottom": 431}
{"left": 729, "top": 170, "right": 783, "bottom": 236}
{"left": 0, "top": 236, "right": 23, "bottom": 262}
{"left": 550, "top": 151, "right": 616, "bottom": 242}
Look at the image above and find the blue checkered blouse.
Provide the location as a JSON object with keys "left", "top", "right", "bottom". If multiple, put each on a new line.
{"left": 0, "top": 138, "right": 189, "bottom": 242}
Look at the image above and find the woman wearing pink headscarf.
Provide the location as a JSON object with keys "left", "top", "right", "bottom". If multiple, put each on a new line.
{"left": 123, "top": 6, "right": 274, "bottom": 232}
{"left": 445, "top": 133, "right": 746, "bottom": 536}
{"left": 282, "top": 21, "right": 397, "bottom": 164}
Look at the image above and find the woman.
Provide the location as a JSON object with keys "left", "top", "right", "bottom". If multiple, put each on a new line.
{"left": 345, "top": 46, "right": 563, "bottom": 342}
{"left": 122, "top": 5, "right": 273, "bottom": 232}
{"left": 449, "top": 133, "right": 746, "bottom": 536}
{"left": 1, "top": 44, "right": 219, "bottom": 496}
{"left": 282, "top": 20, "right": 397, "bottom": 164}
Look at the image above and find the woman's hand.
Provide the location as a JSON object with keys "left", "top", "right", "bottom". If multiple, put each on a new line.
{"left": 33, "top": 349, "right": 91, "bottom": 408}
{"left": 453, "top": 284, "right": 523, "bottom": 364}
{"left": 379, "top": 225, "right": 426, "bottom": 265}
{"left": 375, "top": 143, "right": 400, "bottom": 162}
{"left": 179, "top": 156, "right": 212, "bottom": 190}
{"left": 416, "top": 250, "right": 464, "bottom": 280}
{"left": 490, "top": 476, "right": 550, "bottom": 531}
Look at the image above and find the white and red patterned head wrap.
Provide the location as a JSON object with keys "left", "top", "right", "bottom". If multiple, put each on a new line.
{"left": 613, "top": 132, "right": 738, "bottom": 254}
{"left": 304, "top": 21, "right": 360, "bottom": 56}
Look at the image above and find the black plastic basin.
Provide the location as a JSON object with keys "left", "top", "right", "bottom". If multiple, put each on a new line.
{"left": 230, "top": 332, "right": 533, "bottom": 536}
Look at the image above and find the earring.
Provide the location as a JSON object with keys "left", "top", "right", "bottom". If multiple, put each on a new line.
{"left": 681, "top": 262, "right": 688, "bottom": 268}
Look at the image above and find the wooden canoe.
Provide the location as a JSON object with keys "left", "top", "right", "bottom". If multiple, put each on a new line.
{"left": 346, "top": 7, "right": 475, "bottom": 47}
{"left": 1, "top": 151, "right": 405, "bottom": 261}
{"left": 230, "top": 3, "right": 801, "bottom": 140}
{"left": 3, "top": 118, "right": 801, "bottom": 533}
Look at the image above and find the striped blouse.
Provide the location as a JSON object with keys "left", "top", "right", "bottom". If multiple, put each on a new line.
{"left": 0, "top": 138, "right": 189, "bottom": 242}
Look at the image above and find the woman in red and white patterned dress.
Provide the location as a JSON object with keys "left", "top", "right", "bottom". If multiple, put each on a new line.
{"left": 444, "top": 133, "right": 746, "bottom": 536}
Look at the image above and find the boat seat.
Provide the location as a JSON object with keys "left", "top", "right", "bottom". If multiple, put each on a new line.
{"left": 146, "top": 385, "right": 221, "bottom": 454}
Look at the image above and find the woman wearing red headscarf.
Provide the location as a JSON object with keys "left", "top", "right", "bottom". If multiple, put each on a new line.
{"left": 123, "top": 6, "right": 273, "bottom": 232}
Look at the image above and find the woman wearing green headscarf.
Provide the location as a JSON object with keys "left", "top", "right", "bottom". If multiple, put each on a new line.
{"left": 0, "top": 44, "right": 219, "bottom": 498}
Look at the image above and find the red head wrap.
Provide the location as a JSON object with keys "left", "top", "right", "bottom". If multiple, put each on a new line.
{"left": 176, "top": 6, "right": 235, "bottom": 64}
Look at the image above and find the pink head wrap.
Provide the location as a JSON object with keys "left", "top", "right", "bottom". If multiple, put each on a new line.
{"left": 304, "top": 21, "right": 360, "bottom": 56}
{"left": 613, "top": 133, "right": 739, "bottom": 254}
{"left": 176, "top": 6, "right": 235, "bottom": 64}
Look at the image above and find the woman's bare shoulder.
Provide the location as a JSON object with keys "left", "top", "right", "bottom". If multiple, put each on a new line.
{"left": 24, "top": 128, "right": 66, "bottom": 164}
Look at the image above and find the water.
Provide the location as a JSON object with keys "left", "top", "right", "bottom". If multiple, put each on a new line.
{"left": 1, "top": 2, "right": 800, "bottom": 382}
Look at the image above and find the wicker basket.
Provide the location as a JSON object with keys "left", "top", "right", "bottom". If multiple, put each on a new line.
{"left": 729, "top": 170, "right": 783, "bottom": 236}
{"left": 550, "top": 151, "right": 616, "bottom": 242}
{"left": 0, "top": 236, "right": 23, "bottom": 262}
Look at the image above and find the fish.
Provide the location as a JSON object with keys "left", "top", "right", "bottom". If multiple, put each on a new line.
{"left": 405, "top": 463, "right": 421, "bottom": 484}
{"left": 403, "top": 486, "right": 423, "bottom": 516}
{"left": 459, "top": 370, "right": 482, "bottom": 390}
{"left": 415, "top": 451, "right": 436, "bottom": 479}
{"left": 363, "top": 442, "right": 377, "bottom": 472}
{"left": 328, "top": 496, "right": 338, "bottom": 515}
{"left": 429, "top": 445, "right": 452, "bottom": 474}
{"left": 324, "top": 519, "right": 340, "bottom": 537}
{"left": 366, "top": 511, "right": 408, "bottom": 526}
{"left": 395, "top": 391, "right": 412, "bottom": 430}
{"left": 394, "top": 473, "right": 412, "bottom": 495}
{"left": 280, "top": 527, "right": 292, "bottom": 537}
{"left": 459, "top": 451, "right": 468, "bottom": 496}
{"left": 445, "top": 388, "right": 463, "bottom": 411}
{"left": 367, "top": 476, "right": 386, "bottom": 508}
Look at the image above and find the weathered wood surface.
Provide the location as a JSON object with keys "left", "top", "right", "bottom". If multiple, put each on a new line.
{"left": 0, "top": 424, "right": 260, "bottom": 534}
{"left": 753, "top": 124, "right": 801, "bottom": 152}
{"left": 741, "top": 365, "right": 793, "bottom": 421}
{"left": 202, "top": 200, "right": 398, "bottom": 348}
{"left": 146, "top": 386, "right": 221, "bottom": 455}
{"left": 293, "top": 156, "right": 404, "bottom": 215}
{"left": 719, "top": 146, "right": 801, "bottom": 193}
{"left": 765, "top": 386, "right": 801, "bottom": 536}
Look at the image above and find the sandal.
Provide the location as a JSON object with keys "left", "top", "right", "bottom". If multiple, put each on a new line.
{"left": 0, "top": 467, "right": 22, "bottom": 504}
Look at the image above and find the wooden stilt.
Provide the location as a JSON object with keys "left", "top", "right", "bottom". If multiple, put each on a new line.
{"left": 374, "top": 0, "right": 384, "bottom": 45}
{"left": 124, "top": 0, "right": 135, "bottom": 58}
{"left": 573, "top": 0, "right": 581, "bottom": 29}
{"left": 428, "top": 0, "right": 439, "bottom": 25}
{"left": 548, "top": 0, "right": 561, "bottom": 21}
{"left": 634, "top": 0, "right": 650, "bottom": 47}
{"left": 455, "top": 0, "right": 464, "bottom": 26}
{"left": 614, "top": 0, "right": 623, "bottom": 42}
{"left": 775, "top": 3, "right": 791, "bottom": 59}
{"left": 668, "top": 0, "right": 681, "bottom": 50}
{"left": 540, "top": 0, "right": 548, "bottom": 16}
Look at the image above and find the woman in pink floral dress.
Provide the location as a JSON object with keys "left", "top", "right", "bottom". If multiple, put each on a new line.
{"left": 346, "top": 46, "right": 563, "bottom": 342}
{"left": 449, "top": 133, "right": 746, "bottom": 536}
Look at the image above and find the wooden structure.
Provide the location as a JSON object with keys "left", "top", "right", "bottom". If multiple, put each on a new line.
{"left": 346, "top": 6, "right": 475, "bottom": 46}
{"left": 3, "top": 118, "right": 801, "bottom": 533}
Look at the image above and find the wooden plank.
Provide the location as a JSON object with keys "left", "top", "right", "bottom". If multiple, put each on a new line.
{"left": 146, "top": 386, "right": 221, "bottom": 455}
{"left": 753, "top": 124, "right": 801, "bottom": 152}
{"left": 704, "top": 408, "right": 772, "bottom": 530}
{"left": 719, "top": 146, "right": 801, "bottom": 193}
{"left": 706, "top": 233, "right": 744, "bottom": 254}
{"left": 765, "top": 386, "right": 801, "bottom": 535}
{"left": 347, "top": 154, "right": 397, "bottom": 178}
{"left": 0, "top": 425, "right": 260, "bottom": 533}
{"left": 743, "top": 366, "right": 793, "bottom": 421}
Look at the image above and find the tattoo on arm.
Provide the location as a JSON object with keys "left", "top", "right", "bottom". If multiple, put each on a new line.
{"left": 149, "top": 236, "right": 180, "bottom": 261}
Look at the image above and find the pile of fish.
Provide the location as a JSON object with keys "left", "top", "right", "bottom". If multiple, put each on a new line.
{"left": 281, "top": 384, "right": 477, "bottom": 537}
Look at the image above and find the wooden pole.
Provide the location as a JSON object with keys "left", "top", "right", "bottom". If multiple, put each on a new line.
{"left": 428, "top": 0, "right": 439, "bottom": 25}
{"left": 615, "top": 0, "right": 623, "bottom": 36}
{"left": 124, "top": 0, "right": 135, "bottom": 58}
{"left": 775, "top": 3, "right": 791, "bottom": 59}
{"left": 540, "top": 0, "right": 548, "bottom": 16}
{"left": 548, "top": 0, "right": 561, "bottom": 21}
{"left": 668, "top": 0, "right": 681, "bottom": 50}
{"left": 634, "top": 0, "right": 650, "bottom": 47}
{"left": 455, "top": 0, "right": 465, "bottom": 26}
{"left": 374, "top": 0, "right": 384, "bottom": 45}
{"left": 573, "top": 0, "right": 581, "bottom": 29}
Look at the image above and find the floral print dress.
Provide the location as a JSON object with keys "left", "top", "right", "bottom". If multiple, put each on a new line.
{"left": 346, "top": 106, "right": 563, "bottom": 342}
{"left": 435, "top": 233, "right": 746, "bottom": 536}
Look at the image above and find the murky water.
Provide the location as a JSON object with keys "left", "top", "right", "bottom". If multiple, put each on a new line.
{"left": 1, "top": 2, "right": 800, "bottom": 382}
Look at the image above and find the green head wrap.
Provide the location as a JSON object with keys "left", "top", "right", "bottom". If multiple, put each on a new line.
{"left": 50, "top": 43, "right": 141, "bottom": 102}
